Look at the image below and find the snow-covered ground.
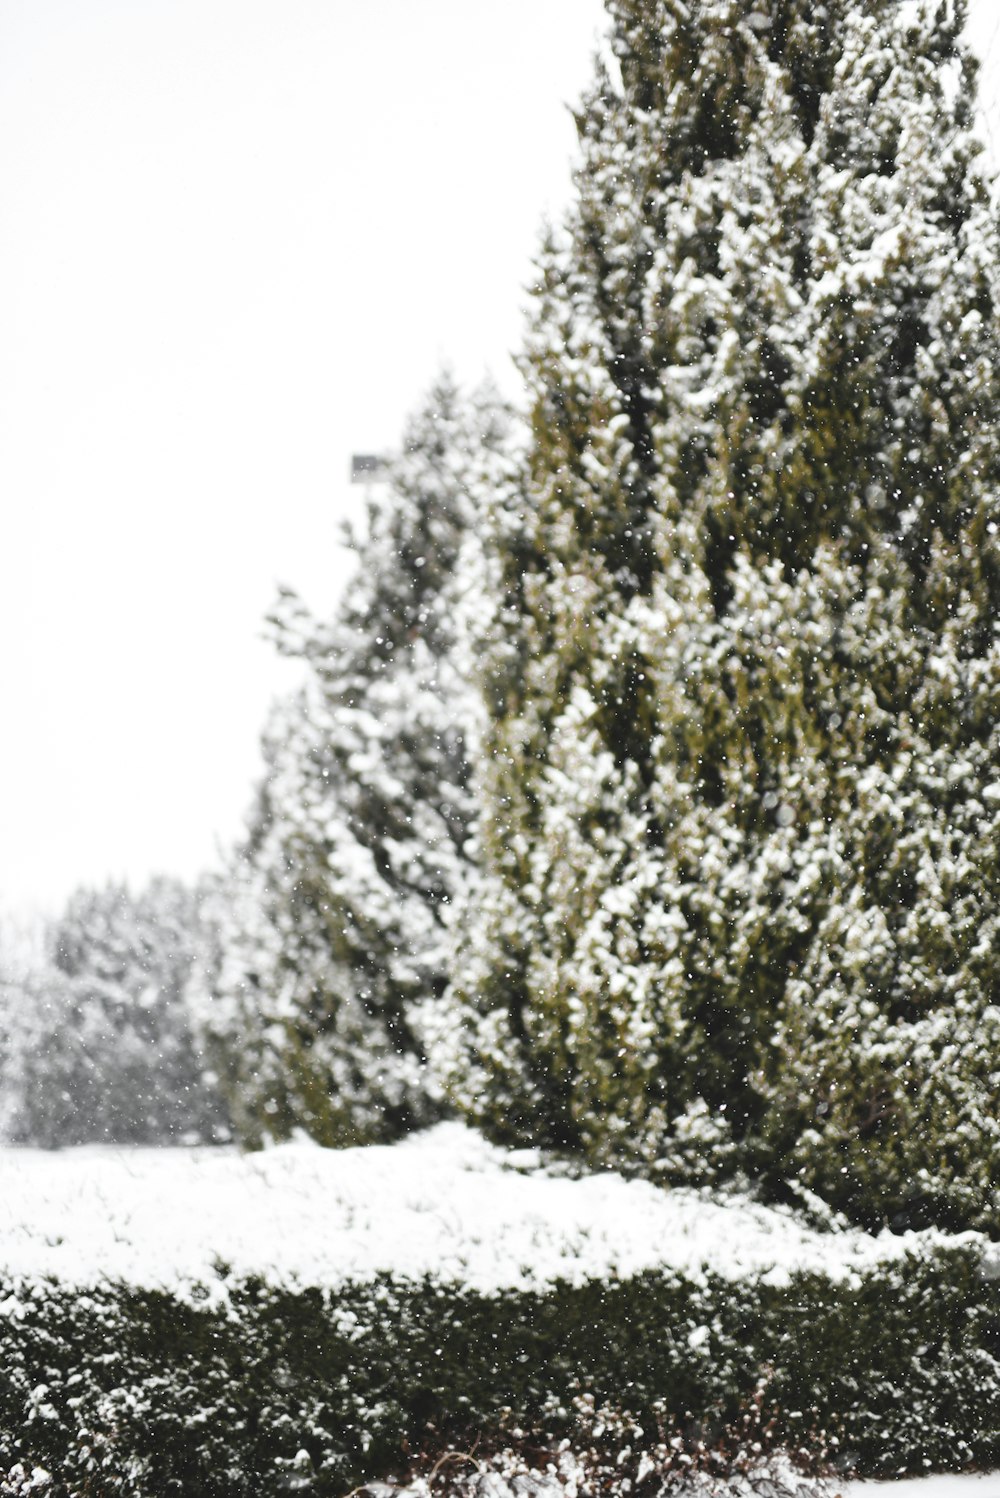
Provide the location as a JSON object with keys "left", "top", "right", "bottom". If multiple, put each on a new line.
{"left": 0, "top": 1123, "right": 981, "bottom": 1302}
{"left": 846, "top": 1480, "right": 1000, "bottom": 1497}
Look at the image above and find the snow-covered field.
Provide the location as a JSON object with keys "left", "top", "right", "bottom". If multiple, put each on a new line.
{"left": 0, "top": 1122, "right": 981, "bottom": 1302}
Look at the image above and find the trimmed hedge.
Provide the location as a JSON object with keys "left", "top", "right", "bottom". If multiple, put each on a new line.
{"left": 2, "top": 1245, "right": 999, "bottom": 1496}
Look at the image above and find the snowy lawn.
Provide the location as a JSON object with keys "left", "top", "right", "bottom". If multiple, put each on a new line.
{"left": 0, "top": 1122, "right": 984, "bottom": 1301}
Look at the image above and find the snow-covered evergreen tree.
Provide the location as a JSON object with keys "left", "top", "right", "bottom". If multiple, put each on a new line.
{"left": 450, "top": 0, "right": 1000, "bottom": 1229}
{"left": 0, "top": 911, "right": 45, "bottom": 1143}
{"left": 202, "top": 377, "right": 508, "bottom": 1147}
{"left": 0, "top": 878, "right": 226, "bottom": 1147}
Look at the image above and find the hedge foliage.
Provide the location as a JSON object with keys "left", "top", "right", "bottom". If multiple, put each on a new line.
{"left": 2, "top": 1244, "right": 1000, "bottom": 1496}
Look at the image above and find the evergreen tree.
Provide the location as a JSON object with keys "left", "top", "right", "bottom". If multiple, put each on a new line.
{"left": 202, "top": 377, "right": 508, "bottom": 1147}
{"left": 0, "top": 911, "right": 45, "bottom": 1143}
{"left": 450, "top": 0, "right": 1000, "bottom": 1229}
{"left": 0, "top": 878, "right": 227, "bottom": 1147}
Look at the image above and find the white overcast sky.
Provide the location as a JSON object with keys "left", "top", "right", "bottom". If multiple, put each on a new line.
{"left": 0, "top": 0, "right": 605, "bottom": 913}
{"left": 1, "top": 0, "right": 999, "bottom": 915}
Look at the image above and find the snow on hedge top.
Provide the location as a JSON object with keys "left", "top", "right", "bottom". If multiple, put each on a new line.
{"left": 0, "top": 1124, "right": 974, "bottom": 1300}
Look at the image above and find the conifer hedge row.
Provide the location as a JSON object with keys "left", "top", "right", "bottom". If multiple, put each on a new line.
{"left": 3, "top": 1245, "right": 1000, "bottom": 1496}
